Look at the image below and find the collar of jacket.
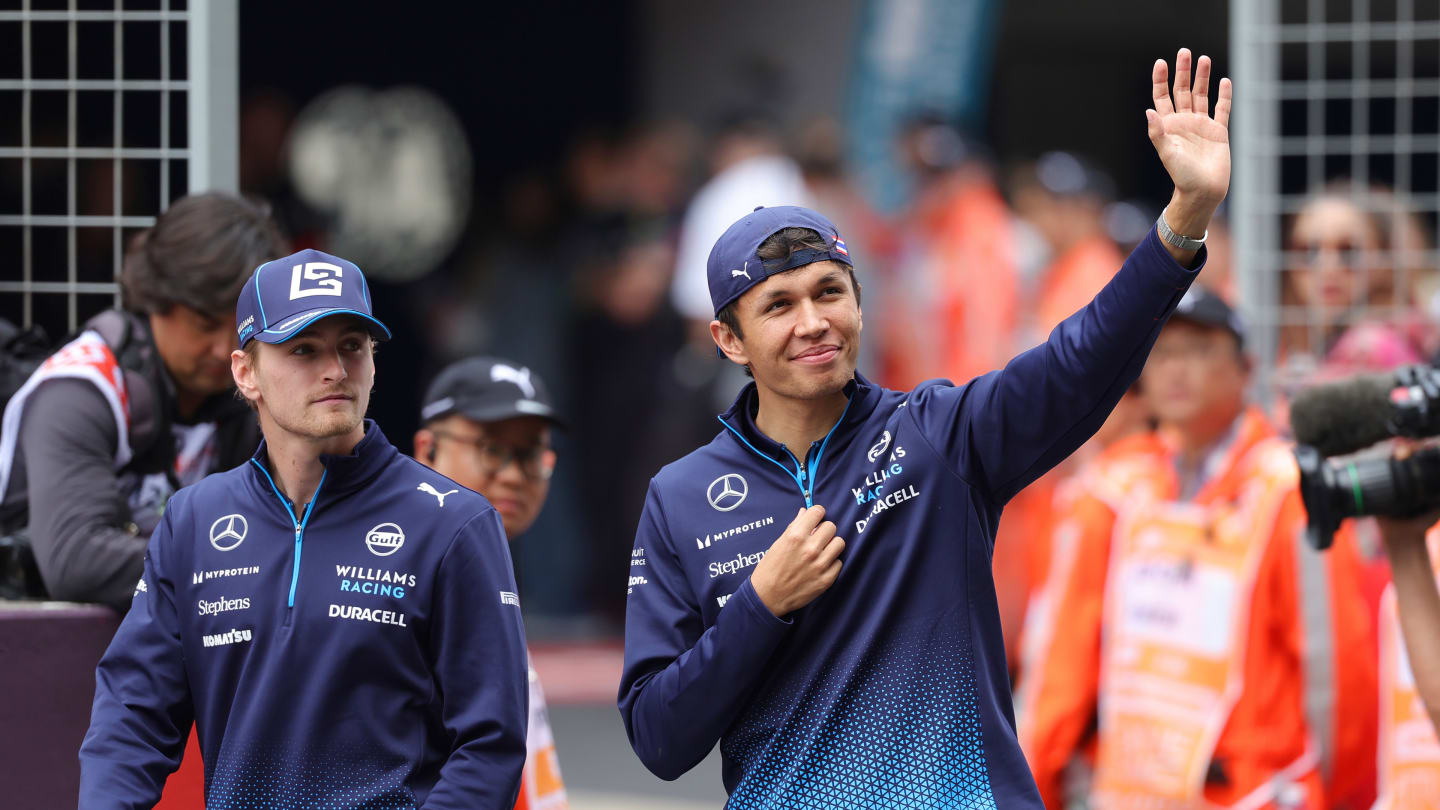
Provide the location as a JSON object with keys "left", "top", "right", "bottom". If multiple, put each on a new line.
{"left": 718, "top": 371, "right": 883, "bottom": 466}
{"left": 248, "top": 419, "right": 397, "bottom": 504}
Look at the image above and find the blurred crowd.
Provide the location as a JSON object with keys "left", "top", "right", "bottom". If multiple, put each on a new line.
{"left": 237, "top": 99, "right": 1232, "bottom": 624}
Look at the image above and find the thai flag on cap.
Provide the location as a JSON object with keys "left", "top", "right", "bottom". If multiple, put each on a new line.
{"left": 833, "top": 235, "right": 849, "bottom": 256}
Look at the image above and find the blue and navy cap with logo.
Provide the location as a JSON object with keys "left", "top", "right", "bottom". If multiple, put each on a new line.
{"left": 235, "top": 248, "right": 392, "bottom": 347}
{"left": 706, "top": 205, "right": 854, "bottom": 315}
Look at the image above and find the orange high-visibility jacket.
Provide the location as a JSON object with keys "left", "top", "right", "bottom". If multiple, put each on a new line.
{"left": 879, "top": 177, "right": 1018, "bottom": 391}
{"left": 1017, "top": 409, "right": 1377, "bottom": 809}
{"left": 515, "top": 655, "right": 568, "bottom": 810}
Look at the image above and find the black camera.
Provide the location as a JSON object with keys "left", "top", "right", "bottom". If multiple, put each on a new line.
{"left": 1292, "top": 364, "right": 1440, "bottom": 549}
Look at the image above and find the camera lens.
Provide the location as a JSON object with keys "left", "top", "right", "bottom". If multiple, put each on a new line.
{"left": 1298, "top": 444, "right": 1440, "bottom": 549}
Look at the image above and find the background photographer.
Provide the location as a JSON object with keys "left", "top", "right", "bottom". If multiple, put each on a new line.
{"left": 1290, "top": 368, "right": 1440, "bottom": 806}
{"left": 0, "top": 193, "right": 284, "bottom": 610}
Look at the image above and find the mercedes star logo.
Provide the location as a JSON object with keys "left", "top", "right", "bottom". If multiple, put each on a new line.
{"left": 707, "top": 474, "right": 748, "bottom": 512}
{"left": 209, "top": 514, "right": 249, "bottom": 551}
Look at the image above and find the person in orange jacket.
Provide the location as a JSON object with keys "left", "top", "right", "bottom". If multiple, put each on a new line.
{"left": 1017, "top": 287, "right": 1377, "bottom": 809}
{"left": 1010, "top": 384, "right": 1153, "bottom": 681}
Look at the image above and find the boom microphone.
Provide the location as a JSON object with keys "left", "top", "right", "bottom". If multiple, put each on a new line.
{"left": 1289, "top": 373, "right": 1401, "bottom": 457}
{"left": 1290, "top": 365, "right": 1440, "bottom": 457}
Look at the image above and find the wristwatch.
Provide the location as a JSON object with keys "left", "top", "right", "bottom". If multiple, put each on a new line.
{"left": 1156, "top": 208, "right": 1207, "bottom": 251}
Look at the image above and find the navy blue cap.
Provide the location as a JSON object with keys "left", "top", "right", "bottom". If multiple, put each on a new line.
{"left": 235, "top": 248, "right": 392, "bottom": 346}
{"left": 706, "top": 205, "right": 854, "bottom": 315}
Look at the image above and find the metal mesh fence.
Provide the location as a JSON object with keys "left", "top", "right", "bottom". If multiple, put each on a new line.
{"left": 0, "top": 0, "right": 234, "bottom": 337}
{"left": 1232, "top": 0, "right": 1440, "bottom": 400}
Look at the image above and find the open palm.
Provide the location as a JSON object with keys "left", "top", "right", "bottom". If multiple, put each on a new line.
{"left": 1147, "top": 49, "right": 1232, "bottom": 206}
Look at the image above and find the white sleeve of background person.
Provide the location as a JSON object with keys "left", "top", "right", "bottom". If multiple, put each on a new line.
{"left": 669, "top": 155, "right": 813, "bottom": 321}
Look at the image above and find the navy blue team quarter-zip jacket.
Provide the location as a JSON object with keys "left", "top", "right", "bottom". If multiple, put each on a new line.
{"left": 80, "top": 421, "right": 529, "bottom": 810}
{"left": 619, "top": 230, "right": 1203, "bottom": 808}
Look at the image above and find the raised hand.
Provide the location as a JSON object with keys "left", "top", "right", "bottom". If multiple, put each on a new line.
{"left": 1148, "top": 49, "right": 1232, "bottom": 245}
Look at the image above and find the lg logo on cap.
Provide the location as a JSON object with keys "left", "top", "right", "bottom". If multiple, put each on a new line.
{"left": 209, "top": 514, "right": 248, "bottom": 551}
{"left": 707, "top": 474, "right": 748, "bottom": 512}
{"left": 289, "top": 262, "right": 344, "bottom": 300}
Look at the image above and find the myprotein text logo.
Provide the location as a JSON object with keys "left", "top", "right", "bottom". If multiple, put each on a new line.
{"left": 696, "top": 515, "right": 775, "bottom": 549}
{"left": 193, "top": 566, "right": 260, "bottom": 585}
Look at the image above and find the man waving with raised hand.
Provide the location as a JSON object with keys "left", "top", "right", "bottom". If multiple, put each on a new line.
{"left": 618, "top": 50, "right": 1230, "bottom": 808}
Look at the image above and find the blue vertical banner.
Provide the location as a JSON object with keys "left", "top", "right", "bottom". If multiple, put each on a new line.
{"left": 844, "top": 0, "right": 1000, "bottom": 212}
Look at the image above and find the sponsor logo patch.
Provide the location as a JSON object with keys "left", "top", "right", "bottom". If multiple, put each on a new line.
{"left": 365, "top": 523, "right": 405, "bottom": 556}
{"left": 198, "top": 596, "right": 251, "bottom": 616}
{"left": 328, "top": 603, "right": 408, "bottom": 628}
{"left": 708, "top": 550, "right": 766, "bottom": 579}
{"left": 335, "top": 564, "right": 415, "bottom": 599}
{"left": 696, "top": 516, "right": 775, "bottom": 550}
{"left": 192, "top": 566, "right": 260, "bottom": 585}
{"left": 417, "top": 482, "right": 458, "bottom": 507}
{"left": 209, "top": 514, "right": 248, "bottom": 551}
{"left": 202, "top": 628, "right": 253, "bottom": 648}
{"left": 867, "top": 430, "right": 892, "bottom": 463}
{"left": 706, "top": 474, "right": 748, "bottom": 512}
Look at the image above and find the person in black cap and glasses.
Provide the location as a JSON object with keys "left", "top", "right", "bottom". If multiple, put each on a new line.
{"left": 81, "top": 249, "right": 529, "bottom": 809}
{"left": 414, "top": 356, "right": 569, "bottom": 810}
{"left": 618, "top": 51, "right": 1231, "bottom": 806}
{"left": 415, "top": 358, "right": 561, "bottom": 542}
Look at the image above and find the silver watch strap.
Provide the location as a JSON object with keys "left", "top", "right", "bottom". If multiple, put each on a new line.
{"left": 1156, "top": 208, "right": 1207, "bottom": 251}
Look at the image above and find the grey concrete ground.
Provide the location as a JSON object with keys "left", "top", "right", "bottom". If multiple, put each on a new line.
{"left": 551, "top": 702, "right": 727, "bottom": 809}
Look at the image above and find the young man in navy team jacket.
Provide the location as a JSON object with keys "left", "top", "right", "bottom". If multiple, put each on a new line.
{"left": 80, "top": 249, "right": 529, "bottom": 809}
{"left": 619, "top": 50, "right": 1232, "bottom": 808}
